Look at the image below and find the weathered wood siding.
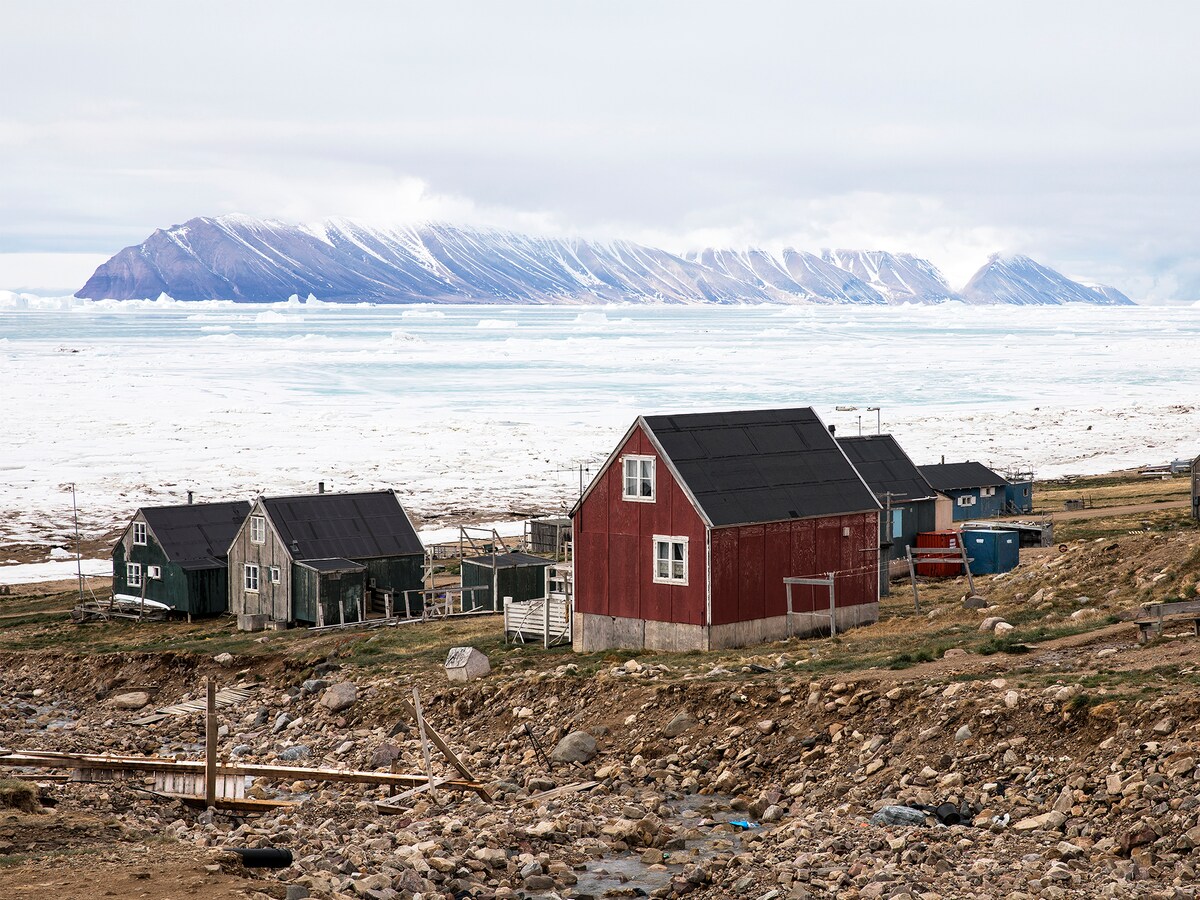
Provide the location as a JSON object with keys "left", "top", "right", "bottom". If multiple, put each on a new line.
{"left": 573, "top": 424, "right": 708, "bottom": 625}
{"left": 227, "top": 500, "right": 291, "bottom": 622}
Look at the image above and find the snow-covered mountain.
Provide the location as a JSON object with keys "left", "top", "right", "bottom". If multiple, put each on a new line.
{"left": 961, "top": 254, "right": 1135, "bottom": 306}
{"left": 76, "top": 216, "right": 1137, "bottom": 306}
{"left": 820, "top": 249, "right": 961, "bottom": 304}
{"left": 684, "top": 247, "right": 885, "bottom": 304}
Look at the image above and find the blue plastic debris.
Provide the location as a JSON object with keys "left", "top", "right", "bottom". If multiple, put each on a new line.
{"left": 730, "top": 820, "right": 759, "bottom": 830}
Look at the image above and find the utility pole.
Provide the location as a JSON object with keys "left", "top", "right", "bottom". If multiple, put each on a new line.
{"left": 868, "top": 406, "right": 881, "bottom": 435}
{"left": 71, "top": 484, "right": 84, "bottom": 607}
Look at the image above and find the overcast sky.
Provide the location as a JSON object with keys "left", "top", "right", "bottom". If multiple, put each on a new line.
{"left": 3, "top": 1, "right": 1198, "bottom": 300}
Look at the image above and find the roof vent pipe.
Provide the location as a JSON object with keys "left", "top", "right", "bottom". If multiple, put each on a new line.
{"left": 187, "top": 490, "right": 194, "bottom": 505}
{"left": 941, "top": 455, "right": 945, "bottom": 464}
{"left": 318, "top": 481, "right": 325, "bottom": 494}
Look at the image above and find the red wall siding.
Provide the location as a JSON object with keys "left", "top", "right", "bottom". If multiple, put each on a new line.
{"left": 574, "top": 425, "right": 708, "bottom": 624}
{"left": 712, "top": 512, "right": 878, "bottom": 623}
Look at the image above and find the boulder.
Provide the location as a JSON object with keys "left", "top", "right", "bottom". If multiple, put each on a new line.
{"left": 662, "top": 710, "right": 697, "bottom": 738}
{"left": 319, "top": 682, "right": 358, "bottom": 712}
{"left": 213, "top": 652, "right": 235, "bottom": 667}
{"left": 370, "top": 742, "right": 403, "bottom": 769}
{"left": 979, "top": 616, "right": 1004, "bottom": 633}
{"left": 994, "top": 622, "right": 1014, "bottom": 637}
{"left": 551, "top": 730, "right": 598, "bottom": 764}
{"left": 111, "top": 691, "right": 150, "bottom": 711}
{"left": 278, "top": 745, "right": 311, "bottom": 762}
{"left": 444, "top": 646, "right": 490, "bottom": 682}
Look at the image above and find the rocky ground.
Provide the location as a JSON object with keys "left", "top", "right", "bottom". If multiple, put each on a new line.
{"left": 0, "top": 481, "right": 1198, "bottom": 899}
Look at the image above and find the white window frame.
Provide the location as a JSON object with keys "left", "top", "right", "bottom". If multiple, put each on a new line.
{"left": 269, "top": 566, "right": 281, "bottom": 584}
{"left": 126, "top": 562, "right": 142, "bottom": 587}
{"left": 147, "top": 565, "right": 162, "bottom": 580}
{"left": 244, "top": 564, "right": 260, "bottom": 593}
{"left": 132, "top": 522, "right": 147, "bottom": 545}
{"left": 981, "top": 486, "right": 996, "bottom": 497}
{"left": 957, "top": 494, "right": 977, "bottom": 507}
{"left": 249, "top": 515, "right": 266, "bottom": 544}
{"left": 622, "top": 455, "right": 656, "bottom": 502}
{"left": 652, "top": 535, "right": 688, "bottom": 585}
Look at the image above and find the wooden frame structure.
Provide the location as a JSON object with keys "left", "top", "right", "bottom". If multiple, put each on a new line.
{"left": 904, "top": 544, "right": 976, "bottom": 613}
{"left": 784, "top": 575, "right": 837, "bottom": 637}
{"left": 504, "top": 564, "right": 574, "bottom": 647}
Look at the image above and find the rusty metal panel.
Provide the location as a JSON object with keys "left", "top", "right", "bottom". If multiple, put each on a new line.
{"left": 787, "top": 519, "right": 820, "bottom": 613}
{"left": 737, "top": 525, "right": 766, "bottom": 622}
{"left": 763, "top": 522, "right": 792, "bottom": 618}
{"left": 709, "top": 529, "right": 741, "bottom": 625}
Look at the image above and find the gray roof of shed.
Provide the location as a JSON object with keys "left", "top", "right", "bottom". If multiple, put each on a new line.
{"left": 296, "top": 557, "right": 367, "bottom": 573}
{"left": 261, "top": 491, "right": 422, "bottom": 561}
{"left": 837, "top": 435, "right": 938, "bottom": 504}
{"left": 464, "top": 551, "right": 553, "bottom": 568}
{"left": 642, "top": 407, "right": 880, "bottom": 527}
{"left": 139, "top": 501, "right": 252, "bottom": 570}
{"left": 918, "top": 461, "right": 1009, "bottom": 491}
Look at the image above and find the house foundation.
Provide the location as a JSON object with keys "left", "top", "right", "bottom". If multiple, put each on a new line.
{"left": 572, "top": 603, "right": 879, "bottom": 653}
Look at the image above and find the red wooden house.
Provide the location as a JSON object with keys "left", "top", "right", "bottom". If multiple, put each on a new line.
{"left": 571, "top": 407, "right": 882, "bottom": 652}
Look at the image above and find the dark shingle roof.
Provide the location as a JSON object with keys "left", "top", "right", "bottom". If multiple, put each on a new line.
{"left": 262, "top": 491, "right": 423, "bottom": 560}
{"left": 642, "top": 408, "right": 879, "bottom": 527}
{"left": 838, "top": 435, "right": 937, "bottom": 504}
{"left": 918, "top": 461, "right": 1009, "bottom": 491}
{"left": 140, "top": 501, "right": 252, "bottom": 570}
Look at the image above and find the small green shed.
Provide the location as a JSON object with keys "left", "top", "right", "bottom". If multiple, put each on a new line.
{"left": 292, "top": 558, "right": 367, "bottom": 626}
{"left": 461, "top": 551, "right": 553, "bottom": 612}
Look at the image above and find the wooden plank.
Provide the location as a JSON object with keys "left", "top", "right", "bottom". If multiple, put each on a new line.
{"left": 397, "top": 699, "right": 492, "bottom": 802}
{"left": 412, "top": 688, "right": 437, "bottom": 804}
{"left": 0, "top": 753, "right": 489, "bottom": 796}
{"left": 517, "top": 780, "right": 600, "bottom": 806}
{"left": 205, "top": 679, "right": 217, "bottom": 806}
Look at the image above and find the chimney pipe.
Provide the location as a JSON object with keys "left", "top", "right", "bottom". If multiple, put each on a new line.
{"left": 187, "top": 490, "right": 194, "bottom": 505}
{"left": 318, "top": 481, "right": 325, "bottom": 494}
{"left": 828, "top": 424, "right": 836, "bottom": 436}
{"left": 941, "top": 455, "right": 945, "bottom": 464}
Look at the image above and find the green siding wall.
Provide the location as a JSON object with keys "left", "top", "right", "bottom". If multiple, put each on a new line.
{"left": 112, "top": 530, "right": 229, "bottom": 615}
{"left": 363, "top": 555, "right": 425, "bottom": 616}
{"left": 462, "top": 560, "right": 550, "bottom": 611}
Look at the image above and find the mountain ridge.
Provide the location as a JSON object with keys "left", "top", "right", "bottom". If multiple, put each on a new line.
{"left": 76, "top": 216, "right": 1136, "bottom": 306}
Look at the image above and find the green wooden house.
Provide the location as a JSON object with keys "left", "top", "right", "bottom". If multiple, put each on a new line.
{"left": 227, "top": 489, "right": 425, "bottom": 629}
{"left": 111, "top": 500, "right": 251, "bottom": 616}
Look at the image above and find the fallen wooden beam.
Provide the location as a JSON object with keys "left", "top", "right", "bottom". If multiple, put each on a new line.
{"left": 517, "top": 780, "right": 600, "bottom": 807}
{"left": 0, "top": 751, "right": 490, "bottom": 797}
{"left": 397, "top": 699, "right": 493, "bottom": 803}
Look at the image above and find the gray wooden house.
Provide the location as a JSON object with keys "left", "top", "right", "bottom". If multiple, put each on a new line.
{"left": 227, "top": 490, "right": 424, "bottom": 630}
{"left": 839, "top": 435, "right": 944, "bottom": 594}
{"left": 918, "top": 461, "right": 1010, "bottom": 521}
{"left": 112, "top": 500, "right": 251, "bottom": 616}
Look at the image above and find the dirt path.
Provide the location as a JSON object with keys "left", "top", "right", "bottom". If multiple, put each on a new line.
{"left": 850, "top": 621, "right": 1136, "bottom": 684}
{"left": 1007, "top": 498, "right": 1190, "bottom": 522}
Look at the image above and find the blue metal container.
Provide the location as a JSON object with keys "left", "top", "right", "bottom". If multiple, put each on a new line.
{"left": 962, "top": 529, "right": 1020, "bottom": 575}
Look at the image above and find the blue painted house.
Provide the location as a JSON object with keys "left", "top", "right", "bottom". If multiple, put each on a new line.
{"left": 918, "top": 461, "right": 1009, "bottom": 521}
{"left": 1003, "top": 472, "right": 1034, "bottom": 514}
